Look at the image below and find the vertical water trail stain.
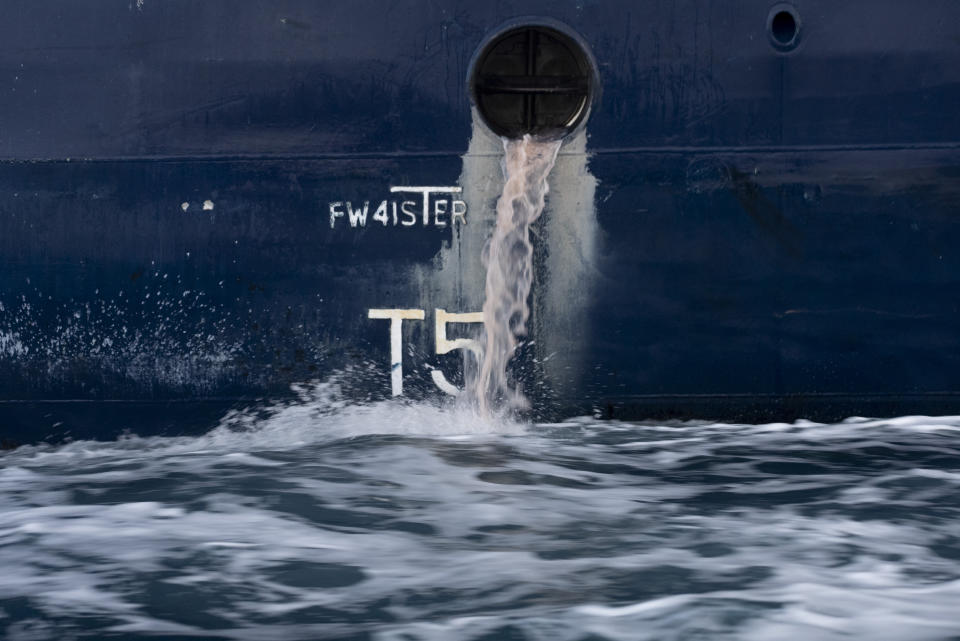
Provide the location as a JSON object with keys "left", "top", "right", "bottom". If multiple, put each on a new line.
{"left": 417, "top": 110, "right": 597, "bottom": 411}
{"left": 467, "top": 136, "right": 562, "bottom": 415}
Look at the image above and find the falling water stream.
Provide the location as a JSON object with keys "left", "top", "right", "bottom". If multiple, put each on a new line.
{"left": 468, "top": 136, "right": 562, "bottom": 415}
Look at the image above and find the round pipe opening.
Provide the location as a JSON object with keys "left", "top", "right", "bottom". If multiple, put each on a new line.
{"left": 470, "top": 24, "right": 596, "bottom": 140}
{"left": 767, "top": 5, "right": 801, "bottom": 52}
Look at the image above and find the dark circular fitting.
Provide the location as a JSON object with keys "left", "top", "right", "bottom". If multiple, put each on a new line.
{"left": 768, "top": 4, "right": 801, "bottom": 52}
{"left": 470, "top": 25, "right": 595, "bottom": 140}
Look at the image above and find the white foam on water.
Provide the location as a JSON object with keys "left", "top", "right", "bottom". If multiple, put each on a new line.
{"left": 2, "top": 409, "right": 959, "bottom": 640}
{"left": 3, "top": 375, "right": 527, "bottom": 468}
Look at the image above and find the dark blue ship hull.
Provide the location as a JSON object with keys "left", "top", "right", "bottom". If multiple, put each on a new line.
{"left": 2, "top": 0, "right": 960, "bottom": 445}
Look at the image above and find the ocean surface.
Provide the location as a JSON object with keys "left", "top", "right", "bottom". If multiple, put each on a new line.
{"left": 2, "top": 386, "right": 960, "bottom": 640}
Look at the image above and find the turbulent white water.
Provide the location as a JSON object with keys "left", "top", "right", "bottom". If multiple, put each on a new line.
{"left": 467, "top": 136, "right": 562, "bottom": 416}
{"left": 1, "top": 387, "right": 960, "bottom": 641}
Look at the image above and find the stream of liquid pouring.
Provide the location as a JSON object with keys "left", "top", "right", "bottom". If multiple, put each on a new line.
{"left": 466, "top": 135, "right": 562, "bottom": 415}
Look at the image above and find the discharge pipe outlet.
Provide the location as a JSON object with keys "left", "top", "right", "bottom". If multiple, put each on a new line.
{"left": 469, "top": 22, "right": 598, "bottom": 140}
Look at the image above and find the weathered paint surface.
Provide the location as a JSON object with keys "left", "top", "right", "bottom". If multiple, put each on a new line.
{"left": 2, "top": 0, "right": 960, "bottom": 443}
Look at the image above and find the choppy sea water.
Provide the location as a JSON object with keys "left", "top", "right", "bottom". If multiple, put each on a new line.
{"left": 2, "top": 391, "right": 960, "bottom": 640}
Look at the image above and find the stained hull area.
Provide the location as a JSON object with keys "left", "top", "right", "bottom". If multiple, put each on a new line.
{"left": 2, "top": 1, "right": 960, "bottom": 444}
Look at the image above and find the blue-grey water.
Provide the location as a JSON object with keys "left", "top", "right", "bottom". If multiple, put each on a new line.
{"left": 2, "top": 387, "right": 960, "bottom": 640}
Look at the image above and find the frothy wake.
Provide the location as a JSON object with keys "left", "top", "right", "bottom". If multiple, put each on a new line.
{"left": 2, "top": 413, "right": 960, "bottom": 641}
{"left": 467, "top": 136, "right": 562, "bottom": 416}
